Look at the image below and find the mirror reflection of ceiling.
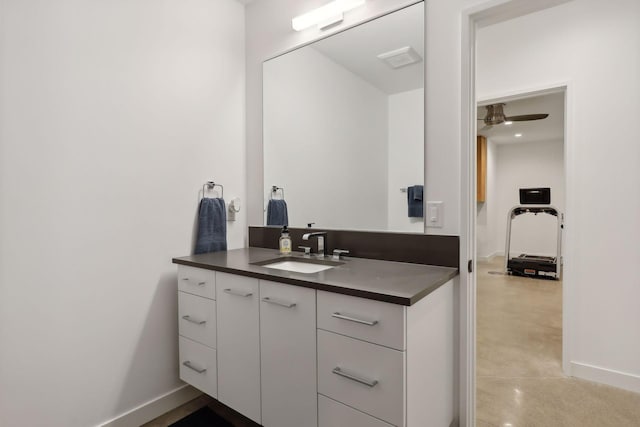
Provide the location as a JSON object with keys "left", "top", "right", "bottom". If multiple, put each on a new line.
{"left": 477, "top": 91, "right": 564, "bottom": 144}
{"left": 311, "top": 4, "right": 424, "bottom": 94}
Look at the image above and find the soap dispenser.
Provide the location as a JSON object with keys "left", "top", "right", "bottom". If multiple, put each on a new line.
{"left": 279, "top": 226, "right": 292, "bottom": 255}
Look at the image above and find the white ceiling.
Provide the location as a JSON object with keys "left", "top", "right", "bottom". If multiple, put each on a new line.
{"left": 311, "top": 3, "right": 424, "bottom": 94}
{"left": 477, "top": 91, "right": 564, "bottom": 144}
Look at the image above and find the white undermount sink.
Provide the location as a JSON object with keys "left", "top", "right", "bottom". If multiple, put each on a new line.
{"left": 262, "top": 260, "right": 335, "bottom": 274}
{"left": 252, "top": 256, "right": 344, "bottom": 274}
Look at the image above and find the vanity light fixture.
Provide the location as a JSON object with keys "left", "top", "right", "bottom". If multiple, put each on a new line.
{"left": 292, "top": 0, "right": 366, "bottom": 32}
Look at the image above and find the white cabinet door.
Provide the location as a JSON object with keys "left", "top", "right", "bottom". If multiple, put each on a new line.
{"left": 260, "top": 281, "right": 317, "bottom": 427}
{"left": 216, "top": 272, "right": 261, "bottom": 424}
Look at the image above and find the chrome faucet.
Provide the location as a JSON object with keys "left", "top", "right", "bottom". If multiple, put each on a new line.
{"left": 302, "top": 232, "right": 327, "bottom": 257}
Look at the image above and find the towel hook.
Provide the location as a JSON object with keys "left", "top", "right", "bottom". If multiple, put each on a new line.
{"left": 270, "top": 185, "right": 285, "bottom": 200}
{"left": 203, "top": 181, "right": 224, "bottom": 199}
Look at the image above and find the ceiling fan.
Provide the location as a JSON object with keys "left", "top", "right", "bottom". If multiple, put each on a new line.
{"left": 478, "top": 103, "right": 548, "bottom": 130}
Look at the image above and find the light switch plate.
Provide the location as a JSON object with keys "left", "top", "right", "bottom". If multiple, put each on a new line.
{"left": 426, "top": 201, "right": 444, "bottom": 228}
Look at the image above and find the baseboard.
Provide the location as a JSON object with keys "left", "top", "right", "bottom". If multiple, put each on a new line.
{"left": 99, "top": 384, "right": 202, "bottom": 427}
{"left": 571, "top": 361, "right": 640, "bottom": 394}
{"left": 477, "top": 251, "right": 502, "bottom": 263}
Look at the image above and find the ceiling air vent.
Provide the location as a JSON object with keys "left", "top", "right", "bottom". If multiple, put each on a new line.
{"left": 377, "top": 46, "right": 422, "bottom": 69}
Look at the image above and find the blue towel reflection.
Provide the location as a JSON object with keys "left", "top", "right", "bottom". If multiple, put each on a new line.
{"left": 267, "top": 199, "right": 288, "bottom": 226}
{"left": 407, "top": 185, "right": 424, "bottom": 218}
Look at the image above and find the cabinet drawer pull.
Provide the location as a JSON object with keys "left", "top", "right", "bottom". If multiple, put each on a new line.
{"left": 332, "top": 367, "right": 378, "bottom": 388}
{"left": 331, "top": 312, "right": 378, "bottom": 326}
{"left": 223, "top": 288, "right": 253, "bottom": 297}
{"left": 261, "top": 297, "right": 296, "bottom": 308}
{"left": 183, "top": 361, "right": 207, "bottom": 374}
{"left": 181, "top": 315, "right": 206, "bottom": 325}
{"left": 181, "top": 278, "right": 206, "bottom": 286}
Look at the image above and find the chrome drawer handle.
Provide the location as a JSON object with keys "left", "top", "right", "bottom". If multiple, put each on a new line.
{"left": 332, "top": 367, "right": 378, "bottom": 388}
{"left": 223, "top": 288, "right": 253, "bottom": 297}
{"left": 181, "top": 278, "right": 206, "bottom": 286}
{"left": 183, "top": 361, "right": 207, "bottom": 374}
{"left": 332, "top": 312, "right": 378, "bottom": 326}
{"left": 182, "top": 315, "right": 206, "bottom": 325}
{"left": 262, "top": 297, "right": 296, "bottom": 308}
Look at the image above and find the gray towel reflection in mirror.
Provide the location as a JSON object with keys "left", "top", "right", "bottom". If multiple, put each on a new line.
{"left": 407, "top": 185, "right": 424, "bottom": 218}
{"left": 267, "top": 199, "right": 289, "bottom": 226}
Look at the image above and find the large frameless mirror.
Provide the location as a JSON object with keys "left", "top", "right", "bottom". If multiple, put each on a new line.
{"left": 263, "top": 2, "right": 424, "bottom": 232}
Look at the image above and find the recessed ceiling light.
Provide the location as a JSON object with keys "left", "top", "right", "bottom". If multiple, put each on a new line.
{"left": 504, "top": 121, "right": 513, "bottom": 125}
{"left": 515, "top": 133, "right": 522, "bottom": 137}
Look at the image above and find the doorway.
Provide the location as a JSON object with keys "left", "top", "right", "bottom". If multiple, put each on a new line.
{"left": 474, "top": 90, "right": 566, "bottom": 426}
{"left": 460, "top": 2, "right": 640, "bottom": 426}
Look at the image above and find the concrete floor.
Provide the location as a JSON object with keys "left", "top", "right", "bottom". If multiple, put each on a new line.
{"left": 476, "top": 257, "right": 640, "bottom": 426}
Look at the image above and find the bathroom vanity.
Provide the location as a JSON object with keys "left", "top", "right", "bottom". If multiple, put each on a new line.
{"left": 173, "top": 246, "right": 458, "bottom": 427}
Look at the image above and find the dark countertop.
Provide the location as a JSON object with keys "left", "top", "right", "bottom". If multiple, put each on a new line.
{"left": 173, "top": 247, "right": 458, "bottom": 306}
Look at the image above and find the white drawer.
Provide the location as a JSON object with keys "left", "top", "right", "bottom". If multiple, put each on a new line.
{"left": 178, "top": 291, "right": 216, "bottom": 348}
{"left": 318, "top": 394, "right": 394, "bottom": 427}
{"left": 179, "top": 336, "right": 217, "bottom": 398}
{"left": 317, "top": 330, "right": 405, "bottom": 426}
{"left": 317, "top": 291, "right": 406, "bottom": 350}
{"left": 177, "top": 265, "right": 215, "bottom": 299}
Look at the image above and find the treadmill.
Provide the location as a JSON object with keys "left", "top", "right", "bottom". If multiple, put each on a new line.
{"left": 504, "top": 188, "right": 563, "bottom": 280}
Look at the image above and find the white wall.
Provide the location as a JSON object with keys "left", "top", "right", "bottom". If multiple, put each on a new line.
{"left": 387, "top": 88, "right": 425, "bottom": 232}
{"left": 478, "top": 0, "right": 640, "bottom": 391}
{"left": 0, "top": 1, "right": 245, "bottom": 426}
{"left": 263, "top": 47, "right": 388, "bottom": 230}
{"left": 477, "top": 139, "right": 565, "bottom": 259}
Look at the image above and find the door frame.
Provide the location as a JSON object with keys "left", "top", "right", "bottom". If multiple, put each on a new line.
{"left": 459, "top": 1, "right": 574, "bottom": 425}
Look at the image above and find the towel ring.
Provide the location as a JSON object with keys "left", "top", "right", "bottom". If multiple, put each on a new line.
{"left": 270, "top": 185, "right": 284, "bottom": 200}
{"left": 203, "top": 181, "right": 224, "bottom": 199}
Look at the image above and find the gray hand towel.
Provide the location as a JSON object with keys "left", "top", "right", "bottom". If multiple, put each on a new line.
{"left": 267, "top": 199, "right": 288, "bottom": 226}
{"left": 195, "top": 198, "right": 227, "bottom": 254}
{"left": 407, "top": 185, "right": 424, "bottom": 218}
